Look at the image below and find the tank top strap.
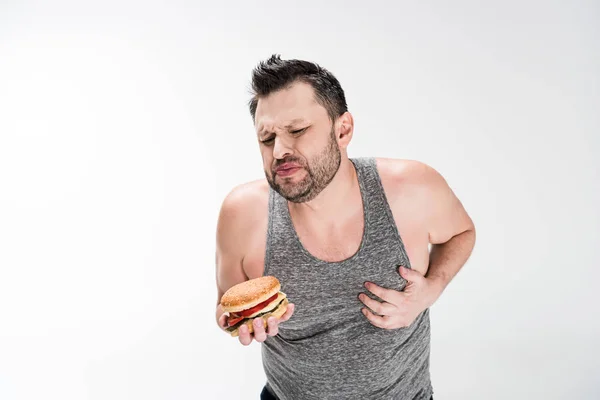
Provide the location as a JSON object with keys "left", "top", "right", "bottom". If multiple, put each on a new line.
{"left": 350, "top": 157, "right": 411, "bottom": 268}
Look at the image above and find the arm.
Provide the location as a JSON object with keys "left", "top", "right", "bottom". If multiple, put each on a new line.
{"left": 214, "top": 183, "right": 294, "bottom": 344}
{"left": 360, "top": 161, "right": 475, "bottom": 329}
{"left": 214, "top": 189, "right": 250, "bottom": 327}
{"left": 421, "top": 163, "right": 476, "bottom": 299}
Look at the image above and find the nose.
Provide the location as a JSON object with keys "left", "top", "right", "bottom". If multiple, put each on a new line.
{"left": 272, "top": 136, "right": 293, "bottom": 160}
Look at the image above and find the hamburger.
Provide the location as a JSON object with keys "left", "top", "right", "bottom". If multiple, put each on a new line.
{"left": 220, "top": 276, "right": 289, "bottom": 337}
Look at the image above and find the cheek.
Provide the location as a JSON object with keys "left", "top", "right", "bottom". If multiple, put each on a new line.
{"left": 261, "top": 149, "right": 273, "bottom": 168}
{"left": 299, "top": 133, "right": 328, "bottom": 153}
{"left": 295, "top": 145, "right": 318, "bottom": 163}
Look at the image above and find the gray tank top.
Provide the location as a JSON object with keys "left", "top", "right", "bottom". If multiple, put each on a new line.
{"left": 262, "top": 157, "right": 433, "bottom": 400}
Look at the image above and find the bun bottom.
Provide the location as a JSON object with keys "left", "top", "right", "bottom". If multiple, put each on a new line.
{"left": 229, "top": 298, "right": 289, "bottom": 337}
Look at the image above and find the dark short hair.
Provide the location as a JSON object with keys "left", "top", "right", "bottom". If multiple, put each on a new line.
{"left": 248, "top": 54, "right": 348, "bottom": 123}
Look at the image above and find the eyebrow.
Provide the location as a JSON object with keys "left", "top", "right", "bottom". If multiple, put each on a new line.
{"left": 258, "top": 118, "right": 308, "bottom": 135}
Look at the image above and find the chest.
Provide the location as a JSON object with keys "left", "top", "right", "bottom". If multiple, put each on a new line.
{"left": 291, "top": 210, "right": 365, "bottom": 263}
{"left": 242, "top": 199, "right": 430, "bottom": 279}
{"left": 264, "top": 234, "right": 410, "bottom": 341}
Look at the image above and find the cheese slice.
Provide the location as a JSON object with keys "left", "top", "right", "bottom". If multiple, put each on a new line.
{"left": 245, "top": 292, "right": 287, "bottom": 319}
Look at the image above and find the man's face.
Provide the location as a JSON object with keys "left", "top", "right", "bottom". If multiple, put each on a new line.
{"left": 254, "top": 82, "right": 341, "bottom": 203}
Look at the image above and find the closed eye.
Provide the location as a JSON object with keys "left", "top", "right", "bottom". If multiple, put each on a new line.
{"left": 290, "top": 127, "right": 308, "bottom": 135}
{"left": 260, "top": 127, "right": 308, "bottom": 145}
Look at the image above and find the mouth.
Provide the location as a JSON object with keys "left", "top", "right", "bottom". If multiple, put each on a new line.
{"left": 275, "top": 163, "right": 302, "bottom": 177}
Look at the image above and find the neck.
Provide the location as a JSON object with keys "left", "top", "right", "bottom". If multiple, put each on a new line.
{"left": 288, "top": 157, "right": 358, "bottom": 219}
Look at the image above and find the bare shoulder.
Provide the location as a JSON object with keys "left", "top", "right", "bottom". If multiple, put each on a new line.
{"left": 219, "top": 179, "right": 269, "bottom": 218}
{"left": 375, "top": 157, "right": 473, "bottom": 244}
{"left": 215, "top": 179, "right": 270, "bottom": 300}
{"left": 217, "top": 179, "right": 270, "bottom": 239}
{"left": 375, "top": 158, "right": 448, "bottom": 198}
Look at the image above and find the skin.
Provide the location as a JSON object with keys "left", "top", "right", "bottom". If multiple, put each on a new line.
{"left": 215, "top": 81, "right": 476, "bottom": 345}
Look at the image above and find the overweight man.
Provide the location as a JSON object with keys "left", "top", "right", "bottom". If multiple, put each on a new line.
{"left": 214, "top": 54, "right": 476, "bottom": 400}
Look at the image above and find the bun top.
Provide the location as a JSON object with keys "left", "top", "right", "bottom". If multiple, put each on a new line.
{"left": 220, "top": 276, "right": 281, "bottom": 313}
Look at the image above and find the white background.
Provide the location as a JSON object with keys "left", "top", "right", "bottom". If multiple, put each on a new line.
{"left": 1, "top": 1, "right": 598, "bottom": 399}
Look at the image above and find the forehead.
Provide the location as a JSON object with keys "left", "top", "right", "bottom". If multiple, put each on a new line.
{"left": 254, "top": 82, "right": 327, "bottom": 132}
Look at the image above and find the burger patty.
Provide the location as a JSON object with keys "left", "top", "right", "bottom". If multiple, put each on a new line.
{"left": 225, "top": 298, "right": 286, "bottom": 333}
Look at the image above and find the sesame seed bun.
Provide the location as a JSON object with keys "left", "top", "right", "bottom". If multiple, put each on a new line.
{"left": 220, "top": 276, "right": 281, "bottom": 313}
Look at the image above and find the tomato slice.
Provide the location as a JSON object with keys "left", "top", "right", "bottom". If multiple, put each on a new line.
{"left": 227, "top": 315, "right": 244, "bottom": 327}
{"left": 237, "top": 294, "right": 279, "bottom": 318}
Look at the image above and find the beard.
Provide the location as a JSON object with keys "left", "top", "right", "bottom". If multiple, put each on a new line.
{"left": 265, "top": 127, "right": 341, "bottom": 203}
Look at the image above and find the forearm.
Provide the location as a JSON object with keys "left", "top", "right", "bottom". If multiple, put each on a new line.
{"left": 425, "top": 228, "right": 476, "bottom": 294}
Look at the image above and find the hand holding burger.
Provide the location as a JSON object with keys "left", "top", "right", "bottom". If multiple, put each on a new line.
{"left": 219, "top": 276, "right": 295, "bottom": 346}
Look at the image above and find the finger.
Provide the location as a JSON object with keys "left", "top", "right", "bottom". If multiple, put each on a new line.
{"left": 362, "top": 307, "right": 391, "bottom": 329}
{"left": 279, "top": 303, "right": 295, "bottom": 322}
{"left": 253, "top": 318, "right": 268, "bottom": 342}
{"left": 218, "top": 313, "right": 228, "bottom": 330}
{"left": 364, "top": 282, "right": 401, "bottom": 305}
{"left": 238, "top": 323, "right": 253, "bottom": 346}
{"left": 398, "top": 266, "right": 423, "bottom": 283}
{"left": 266, "top": 316, "right": 279, "bottom": 336}
{"left": 358, "top": 293, "right": 395, "bottom": 316}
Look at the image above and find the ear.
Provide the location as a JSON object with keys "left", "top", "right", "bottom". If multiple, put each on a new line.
{"left": 336, "top": 112, "right": 354, "bottom": 149}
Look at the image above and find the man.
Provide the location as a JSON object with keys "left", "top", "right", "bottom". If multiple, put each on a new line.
{"left": 215, "top": 54, "right": 476, "bottom": 400}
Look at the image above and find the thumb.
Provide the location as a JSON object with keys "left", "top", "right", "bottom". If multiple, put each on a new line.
{"left": 398, "top": 265, "right": 421, "bottom": 281}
